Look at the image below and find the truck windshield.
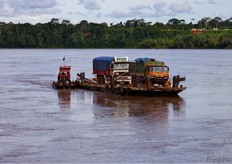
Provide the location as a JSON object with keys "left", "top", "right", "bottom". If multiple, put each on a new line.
{"left": 113, "top": 63, "right": 129, "bottom": 70}
{"left": 150, "top": 66, "right": 169, "bottom": 73}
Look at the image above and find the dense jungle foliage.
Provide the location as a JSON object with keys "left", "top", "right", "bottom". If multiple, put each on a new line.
{"left": 0, "top": 17, "right": 232, "bottom": 48}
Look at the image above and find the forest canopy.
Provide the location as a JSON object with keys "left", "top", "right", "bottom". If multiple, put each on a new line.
{"left": 0, "top": 17, "right": 232, "bottom": 49}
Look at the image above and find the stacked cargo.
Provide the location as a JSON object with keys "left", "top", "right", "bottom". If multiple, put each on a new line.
{"left": 93, "top": 56, "right": 115, "bottom": 76}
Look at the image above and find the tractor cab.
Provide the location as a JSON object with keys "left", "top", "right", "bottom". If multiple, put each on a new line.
{"left": 57, "top": 66, "right": 71, "bottom": 81}
{"left": 53, "top": 57, "right": 78, "bottom": 89}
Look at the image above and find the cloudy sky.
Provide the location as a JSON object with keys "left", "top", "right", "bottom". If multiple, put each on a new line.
{"left": 0, "top": 0, "right": 231, "bottom": 24}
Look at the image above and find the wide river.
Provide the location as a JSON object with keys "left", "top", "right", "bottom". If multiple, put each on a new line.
{"left": 0, "top": 49, "right": 232, "bottom": 163}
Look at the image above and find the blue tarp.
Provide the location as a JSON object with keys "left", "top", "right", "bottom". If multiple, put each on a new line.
{"left": 135, "top": 58, "right": 155, "bottom": 63}
{"left": 93, "top": 56, "right": 115, "bottom": 71}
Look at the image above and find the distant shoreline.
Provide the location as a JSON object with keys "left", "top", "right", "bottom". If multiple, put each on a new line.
{"left": 0, "top": 18, "right": 232, "bottom": 49}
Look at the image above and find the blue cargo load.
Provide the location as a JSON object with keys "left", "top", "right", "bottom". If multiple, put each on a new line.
{"left": 93, "top": 56, "right": 115, "bottom": 74}
{"left": 135, "top": 58, "right": 155, "bottom": 63}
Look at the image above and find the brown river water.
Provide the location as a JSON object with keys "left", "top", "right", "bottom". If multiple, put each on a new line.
{"left": 0, "top": 49, "right": 232, "bottom": 163}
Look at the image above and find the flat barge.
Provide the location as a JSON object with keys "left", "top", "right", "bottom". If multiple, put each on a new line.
{"left": 53, "top": 56, "right": 186, "bottom": 96}
{"left": 76, "top": 73, "right": 186, "bottom": 96}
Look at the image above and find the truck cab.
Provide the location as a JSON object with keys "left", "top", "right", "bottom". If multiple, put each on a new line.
{"left": 130, "top": 58, "right": 170, "bottom": 86}
{"left": 112, "top": 57, "right": 131, "bottom": 85}
{"left": 144, "top": 61, "right": 169, "bottom": 86}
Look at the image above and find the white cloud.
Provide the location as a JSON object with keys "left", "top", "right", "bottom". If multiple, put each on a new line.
{"left": 129, "top": 5, "right": 152, "bottom": 11}
{"left": 0, "top": 0, "right": 61, "bottom": 17}
{"left": 153, "top": 2, "right": 167, "bottom": 10}
{"left": 95, "top": 12, "right": 102, "bottom": 18}
{"left": 0, "top": 0, "right": 231, "bottom": 24}
{"left": 18, "top": 0, "right": 58, "bottom": 9}
{"left": 78, "top": 0, "right": 101, "bottom": 11}
{"left": 108, "top": 2, "right": 193, "bottom": 19}
{"left": 152, "top": 2, "right": 167, "bottom": 17}
{"left": 0, "top": 3, "right": 14, "bottom": 17}
{"left": 194, "top": 0, "right": 216, "bottom": 5}
{"left": 208, "top": 0, "right": 216, "bottom": 4}
{"left": 169, "top": 2, "right": 193, "bottom": 15}
{"left": 108, "top": 10, "right": 134, "bottom": 18}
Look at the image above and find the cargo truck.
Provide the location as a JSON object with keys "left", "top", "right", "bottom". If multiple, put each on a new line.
{"left": 129, "top": 58, "right": 170, "bottom": 86}
{"left": 92, "top": 56, "right": 131, "bottom": 85}
{"left": 76, "top": 57, "right": 186, "bottom": 95}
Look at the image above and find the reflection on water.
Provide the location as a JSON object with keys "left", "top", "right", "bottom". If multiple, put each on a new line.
{"left": 92, "top": 92, "right": 185, "bottom": 118}
{"left": 57, "top": 90, "right": 185, "bottom": 121}
{"left": 57, "top": 90, "right": 71, "bottom": 109}
{"left": 91, "top": 92, "right": 184, "bottom": 120}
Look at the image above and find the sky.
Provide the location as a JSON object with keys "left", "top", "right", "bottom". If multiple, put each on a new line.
{"left": 0, "top": 0, "right": 231, "bottom": 24}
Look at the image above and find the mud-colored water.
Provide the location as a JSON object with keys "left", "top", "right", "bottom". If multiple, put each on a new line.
{"left": 0, "top": 49, "right": 232, "bottom": 163}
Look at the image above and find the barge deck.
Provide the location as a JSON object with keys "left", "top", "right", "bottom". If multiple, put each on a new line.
{"left": 76, "top": 73, "right": 186, "bottom": 96}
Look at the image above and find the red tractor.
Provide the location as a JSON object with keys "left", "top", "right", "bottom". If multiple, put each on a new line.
{"left": 57, "top": 66, "right": 71, "bottom": 81}
{"left": 53, "top": 66, "right": 76, "bottom": 89}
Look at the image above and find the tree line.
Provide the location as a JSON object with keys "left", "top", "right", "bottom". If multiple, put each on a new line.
{"left": 0, "top": 17, "right": 232, "bottom": 49}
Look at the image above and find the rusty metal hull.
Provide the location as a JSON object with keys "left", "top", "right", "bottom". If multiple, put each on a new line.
{"left": 52, "top": 81, "right": 77, "bottom": 89}
{"left": 76, "top": 79, "right": 186, "bottom": 96}
{"left": 122, "top": 86, "right": 186, "bottom": 96}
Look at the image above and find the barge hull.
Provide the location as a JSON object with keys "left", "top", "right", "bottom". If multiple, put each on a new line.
{"left": 76, "top": 80, "right": 185, "bottom": 96}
